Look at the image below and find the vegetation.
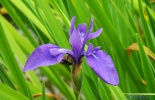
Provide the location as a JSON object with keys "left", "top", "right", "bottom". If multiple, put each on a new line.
{"left": 0, "top": 0, "right": 155, "bottom": 100}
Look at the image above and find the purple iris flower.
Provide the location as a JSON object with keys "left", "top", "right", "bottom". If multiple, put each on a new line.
{"left": 23, "top": 17, "right": 119, "bottom": 86}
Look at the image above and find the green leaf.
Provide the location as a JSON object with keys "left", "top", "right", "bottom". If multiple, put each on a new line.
{"left": 85, "top": 74, "right": 101, "bottom": 100}
{"left": 69, "top": 0, "right": 90, "bottom": 22}
{"left": 81, "top": 76, "right": 96, "bottom": 100}
{"left": 0, "top": 0, "right": 38, "bottom": 47}
{"left": 129, "top": 0, "right": 155, "bottom": 20}
{"left": 0, "top": 82, "right": 28, "bottom": 100}
{"left": 48, "top": 0, "right": 70, "bottom": 28}
{"left": 125, "top": 5, "right": 139, "bottom": 33}
{"left": 98, "top": 79, "right": 109, "bottom": 100}
{"left": 138, "top": 0, "right": 155, "bottom": 52}
{"left": 9, "top": 0, "right": 53, "bottom": 41}
{"left": 109, "top": 85, "right": 126, "bottom": 100}
{"left": 34, "top": 0, "right": 70, "bottom": 48}
{"left": 40, "top": 67, "right": 75, "bottom": 100}
{"left": 27, "top": 84, "right": 34, "bottom": 100}
{"left": 0, "top": 64, "right": 16, "bottom": 90}
{"left": 0, "top": 22, "right": 28, "bottom": 96}
{"left": 136, "top": 34, "right": 155, "bottom": 93}
{"left": 0, "top": 15, "right": 41, "bottom": 88}
{"left": 42, "top": 82, "right": 46, "bottom": 100}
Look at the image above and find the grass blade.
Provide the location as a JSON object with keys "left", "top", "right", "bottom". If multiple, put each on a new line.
{"left": 42, "top": 81, "right": 46, "bottom": 100}
{"left": 0, "top": 64, "right": 16, "bottom": 90}
{"left": 0, "top": 0, "right": 38, "bottom": 47}
{"left": 136, "top": 34, "right": 155, "bottom": 93}
{"left": 0, "top": 83, "right": 28, "bottom": 100}
{"left": 0, "top": 23, "right": 28, "bottom": 96}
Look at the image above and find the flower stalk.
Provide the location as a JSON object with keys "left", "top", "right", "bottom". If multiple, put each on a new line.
{"left": 71, "top": 62, "right": 83, "bottom": 100}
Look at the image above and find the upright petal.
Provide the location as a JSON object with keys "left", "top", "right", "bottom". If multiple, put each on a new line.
{"left": 69, "top": 30, "right": 82, "bottom": 62}
{"left": 24, "top": 44, "right": 65, "bottom": 71}
{"left": 88, "top": 19, "right": 93, "bottom": 33}
{"left": 87, "top": 28, "right": 103, "bottom": 40}
{"left": 77, "top": 24, "right": 87, "bottom": 34}
{"left": 77, "top": 24, "right": 87, "bottom": 43}
{"left": 86, "top": 43, "right": 94, "bottom": 56}
{"left": 86, "top": 44, "right": 119, "bottom": 85}
{"left": 69, "top": 16, "right": 76, "bottom": 35}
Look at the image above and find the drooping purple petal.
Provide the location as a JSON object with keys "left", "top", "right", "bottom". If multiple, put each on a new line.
{"left": 86, "top": 44, "right": 119, "bottom": 85}
{"left": 87, "top": 28, "right": 103, "bottom": 40}
{"left": 23, "top": 44, "right": 65, "bottom": 71}
{"left": 69, "top": 30, "right": 82, "bottom": 62}
{"left": 69, "top": 16, "right": 76, "bottom": 35}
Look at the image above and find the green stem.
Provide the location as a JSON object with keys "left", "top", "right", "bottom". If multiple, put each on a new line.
{"left": 75, "top": 93, "right": 80, "bottom": 100}
{"left": 71, "top": 62, "right": 83, "bottom": 100}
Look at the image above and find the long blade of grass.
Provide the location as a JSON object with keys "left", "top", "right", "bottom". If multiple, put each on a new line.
{"left": 98, "top": 79, "right": 110, "bottom": 100}
{"left": 0, "top": 23, "right": 28, "bottom": 96}
{"left": 10, "top": 0, "right": 53, "bottom": 41}
{"left": 138, "top": 0, "right": 155, "bottom": 51}
{"left": 0, "top": 64, "right": 16, "bottom": 90}
{"left": 35, "top": 0, "right": 70, "bottom": 48}
{"left": 27, "top": 84, "right": 34, "bottom": 100}
{"left": 0, "top": 83, "right": 28, "bottom": 100}
{"left": 136, "top": 34, "right": 155, "bottom": 93}
{"left": 0, "top": 0, "right": 38, "bottom": 47}
{"left": 40, "top": 67, "right": 75, "bottom": 100}
{"left": 0, "top": 15, "right": 41, "bottom": 88}
{"left": 42, "top": 81, "right": 46, "bottom": 100}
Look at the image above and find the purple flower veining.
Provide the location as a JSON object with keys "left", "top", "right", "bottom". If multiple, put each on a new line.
{"left": 23, "top": 17, "right": 119, "bottom": 86}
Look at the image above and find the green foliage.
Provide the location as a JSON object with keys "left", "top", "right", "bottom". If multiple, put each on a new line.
{"left": 0, "top": 0, "right": 155, "bottom": 100}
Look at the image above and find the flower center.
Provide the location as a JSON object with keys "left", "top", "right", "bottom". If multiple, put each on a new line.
{"left": 60, "top": 54, "right": 73, "bottom": 66}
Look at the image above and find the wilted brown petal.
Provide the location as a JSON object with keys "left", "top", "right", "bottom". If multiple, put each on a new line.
{"left": 126, "top": 43, "right": 155, "bottom": 60}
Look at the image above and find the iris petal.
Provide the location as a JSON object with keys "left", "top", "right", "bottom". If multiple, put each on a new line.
{"left": 50, "top": 48, "right": 74, "bottom": 57}
{"left": 69, "top": 16, "right": 76, "bottom": 35}
{"left": 86, "top": 43, "right": 94, "bottom": 56}
{"left": 86, "top": 44, "right": 119, "bottom": 85}
{"left": 87, "top": 28, "right": 103, "bottom": 40}
{"left": 77, "top": 24, "right": 87, "bottom": 34}
{"left": 23, "top": 44, "right": 65, "bottom": 71}
{"left": 69, "top": 30, "right": 82, "bottom": 62}
{"left": 88, "top": 19, "right": 93, "bottom": 33}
